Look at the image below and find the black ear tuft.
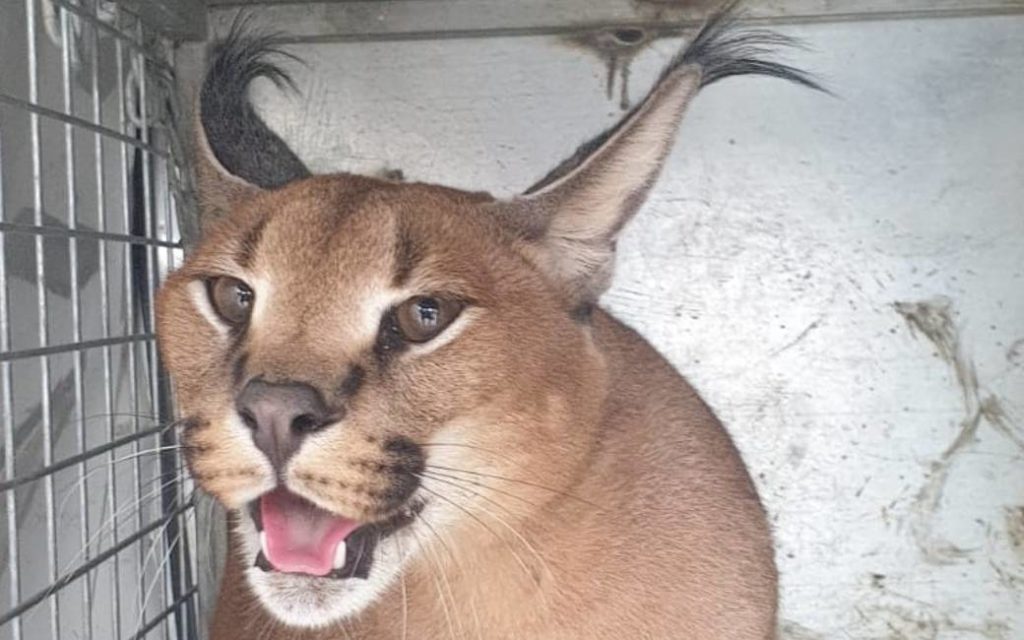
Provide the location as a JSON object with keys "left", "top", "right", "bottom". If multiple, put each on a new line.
{"left": 524, "top": 1, "right": 825, "bottom": 195}
{"left": 672, "top": 0, "right": 826, "bottom": 91}
{"left": 498, "top": 1, "right": 826, "bottom": 305}
{"left": 200, "top": 13, "right": 310, "bottom": 190}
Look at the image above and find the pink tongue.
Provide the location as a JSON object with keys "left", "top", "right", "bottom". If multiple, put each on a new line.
{"left": 260, "top": 488, "right": 359, "bottom": 576}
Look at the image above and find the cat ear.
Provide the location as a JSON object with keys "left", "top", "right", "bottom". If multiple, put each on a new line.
{"left": 497, "top": 68, "right": 703, "bottom": 304}
{"left": 491, "top": 4, "right": 823, "bottom": 307}
{"left": 195, "top": 20, "right": 311, "bottom": 222}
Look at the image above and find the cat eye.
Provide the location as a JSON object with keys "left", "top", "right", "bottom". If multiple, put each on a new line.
{"left": 394, "top": 296, "right": 462, "bottom": 343}
{"left": 207, "top": 276, "right": 254, "bottom": 325}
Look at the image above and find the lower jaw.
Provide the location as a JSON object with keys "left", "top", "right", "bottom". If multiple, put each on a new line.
{"left": 246, "top": 566, "right": 385, "bottom": 630}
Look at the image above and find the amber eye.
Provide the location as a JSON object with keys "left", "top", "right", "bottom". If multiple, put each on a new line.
{"left": 394, "top": 296, "right": 462, "bottom": 343}
{"left": 207, "top": 276, "right": 254, "bottom": 325}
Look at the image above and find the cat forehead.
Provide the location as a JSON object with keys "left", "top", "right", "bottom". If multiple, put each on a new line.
{"left": 191, "top": 177, "right": 504, "bottom": 293}
{"left": 243, "top": 177, "right": 451, "bottom": 240}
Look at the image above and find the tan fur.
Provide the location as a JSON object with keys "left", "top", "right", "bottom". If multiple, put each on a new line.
{"left": 158, "top": 14, "right": 791, "bottom": 635}
{"left": 158, "top": 176, "right": 776, "bottom": 639}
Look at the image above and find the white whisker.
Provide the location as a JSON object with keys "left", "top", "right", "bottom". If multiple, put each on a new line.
{"left": 408, "top": 522, "right": 458, "bottom": 640}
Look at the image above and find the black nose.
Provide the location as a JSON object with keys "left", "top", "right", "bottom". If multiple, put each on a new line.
{"left": 236, "top": 379, "right": 335, "bottom": 469}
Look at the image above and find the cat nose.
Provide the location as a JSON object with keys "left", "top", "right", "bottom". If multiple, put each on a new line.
{"left": 236, "top": 378, "right": 336, "bottom": 470}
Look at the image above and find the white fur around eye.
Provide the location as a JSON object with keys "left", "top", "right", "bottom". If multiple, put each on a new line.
{"left": 249, "top": 275, "right": 272, "bottom": 328}
{"left": 188, "top": 280, "right": 228, "bottom": 336}
{"left": 361, "top": 284, "right": 402, "bottom": 345}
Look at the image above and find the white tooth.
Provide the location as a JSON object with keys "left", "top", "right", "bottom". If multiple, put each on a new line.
{"left": 333, "top": 540, "right": 348, "bottom": 570}
{"left": 259, "top": 531, "right": 269, "bottom": 557}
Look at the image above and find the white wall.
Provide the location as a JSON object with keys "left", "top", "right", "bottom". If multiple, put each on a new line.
{"left": 214, "top": 10, "right": 1024, "bottom": 638}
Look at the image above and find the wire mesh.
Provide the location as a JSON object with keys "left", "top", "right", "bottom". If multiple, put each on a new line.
{"left": 1, "top": 0, "right": 199, "bottom": 638}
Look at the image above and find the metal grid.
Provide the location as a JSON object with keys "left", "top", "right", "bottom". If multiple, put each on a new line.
{"left": 0, "top": 1, "right": 199, "bottom": 638}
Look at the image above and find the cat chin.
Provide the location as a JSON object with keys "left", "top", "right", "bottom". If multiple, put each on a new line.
{"left": 233, "top": 513, "right": 409, "bottom": 628}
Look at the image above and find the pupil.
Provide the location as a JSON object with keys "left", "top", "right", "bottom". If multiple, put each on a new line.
{"left": 236, "top": 285, "right": 253, "bottom": 307}
{"left": 417, "top": 299, "right": 439, "bottom": 325}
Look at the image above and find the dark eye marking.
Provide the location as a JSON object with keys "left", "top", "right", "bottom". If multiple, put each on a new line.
{"left": 392, "top": 221, "right": 424, "bottom": 287}
{"left": 337, "top": 365, "right": 365, "bottom": 398}
{"left": 231, "top": 351, "right": 249, "bottom": 388}
{"left": 374, "top": 309, "right": 407, "bottom": 362}
{"left": 235, "top": 217, "right": 268, "bottom": 269}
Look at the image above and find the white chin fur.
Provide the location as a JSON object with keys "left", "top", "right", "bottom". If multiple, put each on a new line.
{"left": 232, "top": 509, "right": 411, "bottom": 628}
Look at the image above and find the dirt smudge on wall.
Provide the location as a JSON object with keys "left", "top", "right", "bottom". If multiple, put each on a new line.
{"left": 894, "top": 296, "right": 1024, "bottom": 565}
{"left": 1006, "top": 506, "right": 1024, "bottom": 561}
{"left": 1007, "top": 338, "right": 1024, "bottom": 367}
{"left": 868, "top": 603, "right": 1009, "bottom": 639}
{"left": 563, "top": 28, "right": 655, "bottom": 110}
{"left": 990, "top": 559, "right": 1024, "bottom": 592}
{"left": 778, "top": 620, "right": 826, "bottom": 639}
{"left": 559, "top": 2, "right": 728, "bottom": 109}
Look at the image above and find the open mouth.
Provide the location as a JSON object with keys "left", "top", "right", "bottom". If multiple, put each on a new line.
{"left": 248, "top": 487, "right": 419, "bottom": 580}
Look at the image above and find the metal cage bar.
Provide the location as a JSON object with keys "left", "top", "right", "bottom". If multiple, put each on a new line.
{"left": 89, "top": 5, "right": 123, "bottom": 633}
{"left": 24, "top": 3, "right": 62, "bottom": 637}
{"left": 58, "top": 9, "right": 92, "bottom": 635}
{"left": 1, "top": 137, "right": 24, "bottom": 640}
{"left": 1, "top": 0, "right": 197, "bottom": 637}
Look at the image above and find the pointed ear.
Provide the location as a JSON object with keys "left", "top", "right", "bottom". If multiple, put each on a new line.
{"left": 491, "top": 4, "right": 823, "bottom": 306}
{"left": 193, "top": 110, "right": 262, "bottom": 219}
{"left": 500, "top": 68, "right": 703, "bottom": 303}
{"left": 195, "top": 20, "right": 311, "bottom": 223}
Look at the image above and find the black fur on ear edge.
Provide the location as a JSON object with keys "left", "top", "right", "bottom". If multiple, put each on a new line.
{"left": 673, "top": 0, "right": 825, "bottom": 91}
{"left": 200, "top": 13, "right": 311, "bottom": 190}
{"left": 525, "top": 0, "right": 825, "bottom": 195}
